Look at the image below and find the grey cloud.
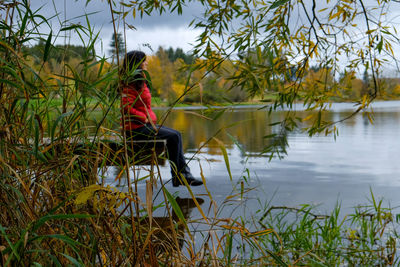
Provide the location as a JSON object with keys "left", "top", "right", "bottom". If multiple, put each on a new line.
{"left": 29, "top": 0, "right": 202, "bottom": 30}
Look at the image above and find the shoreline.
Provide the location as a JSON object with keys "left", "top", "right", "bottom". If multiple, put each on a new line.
{"left": 153, "top": 99, "right": 400, "bottom": 111}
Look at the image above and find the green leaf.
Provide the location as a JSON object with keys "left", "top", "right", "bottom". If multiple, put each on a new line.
{"left": 224, "top": 231, "right": 233, "bottom": 264}
{"left": 49, "top": 254, "right": 63, "bottom": 267}
{"left": 43, "top": 31, "right": 52, "bottom": 62}
{"left": 60, "top": 24, "right": 82, "bottom": 32}
{"left": 270, "top": 0, "right": 290, "bottom": 9}
{"left": 0, "top": 79, "right": 22, "bottom": 90}
{"left": 227, "top": 133, "right": 245, "bottom": 155}
{"left": 19, "top": 11, "right": 29, "bottom": 37}
{"left": 376, "top": 39, "right": 383, "bottom": 53}
{"left": 61, "top": 253, "right": 84, "bottom": 267}
{"left": 0, "top": 224, "right": 20, "bottom": 263}
{"left": 50, "top": 111, "right": 73, "bottom": 140}
{"left": 213, "top": 137, "right": 232, "bottom": 181}
{"left": 163, "top": 188, "right": 188, "bottom": 232}
{"left": 42, "top": 234, "right": 81, "bottom": 249}
{"left": 265, "top": 248, "right": 289, "bottom": 266}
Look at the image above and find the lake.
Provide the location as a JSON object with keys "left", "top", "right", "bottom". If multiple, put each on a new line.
{"left": 103, "top": 100, "right": 400, "bottom": 220}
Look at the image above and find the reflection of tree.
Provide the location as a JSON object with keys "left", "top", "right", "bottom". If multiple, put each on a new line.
{"left": 157, "top": 107, "right": 376, "bottom": 160}
{"left": 260, "top": 123, "right": 289, "bottom": 159}
{"left": 158, "top": 108, "right": 290, "bottom": 157}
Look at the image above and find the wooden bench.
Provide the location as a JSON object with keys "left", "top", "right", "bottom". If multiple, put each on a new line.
{"left": 40, "top": 136, "right": 167, "bottom": 166}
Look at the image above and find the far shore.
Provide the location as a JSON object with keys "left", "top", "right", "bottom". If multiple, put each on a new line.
{"left": 154, "top": 99, "right": 400, "bottom": 111}
{"left": 29, "top": 97, "right": 400, "bottom": 112}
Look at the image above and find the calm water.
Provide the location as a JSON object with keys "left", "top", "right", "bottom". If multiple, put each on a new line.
{"left": 104, "top": 101, "right": 400, "bottom": 218}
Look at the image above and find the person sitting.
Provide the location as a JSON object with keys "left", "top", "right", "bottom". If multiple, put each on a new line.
{"left": 120, "top": 50, "right": 203, "bottom": 187}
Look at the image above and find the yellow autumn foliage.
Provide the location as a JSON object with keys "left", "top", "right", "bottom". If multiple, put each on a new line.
{"left": 74, "top": 184, "right": 127, "bottom": 206}
{"left": 172, "top": 82, "right": 185, "bottom": 97}
{"left": 392, "top": 84, "right": 400, "bottom": 96}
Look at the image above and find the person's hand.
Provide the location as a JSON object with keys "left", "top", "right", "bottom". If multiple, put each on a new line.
{"left": 145, "top": 118, "right": 149, "bottom": 123}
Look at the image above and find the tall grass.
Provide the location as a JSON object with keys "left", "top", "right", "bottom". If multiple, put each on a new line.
{"left": 1, "top": 1, "right": 400, "bottom": 266}
{"left": 0, "top": 1, "right": 261, "bottom": 265}
{"left": 254, "top": 191, "right": 399, "bottom": 266}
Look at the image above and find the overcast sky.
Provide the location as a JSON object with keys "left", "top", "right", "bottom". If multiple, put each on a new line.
{"left": 29, "top": 0, "right": 203, "bottom": 56}
{"left": 6, "top": 0, "right": 400, "bottom": 76}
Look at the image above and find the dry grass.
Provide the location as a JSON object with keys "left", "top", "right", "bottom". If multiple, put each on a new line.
{"left": 2, "top": 1, "right": 400, "bottom": 266}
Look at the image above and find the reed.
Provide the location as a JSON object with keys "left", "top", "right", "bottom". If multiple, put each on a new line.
{"left": 1, "top": 1, "right": 400, "bottom": 266}
{"left": 254, "top": 190, "right": 399, "bottom": 266}
{"left": 0, "top": 1, "right": 257, "bottom": 265}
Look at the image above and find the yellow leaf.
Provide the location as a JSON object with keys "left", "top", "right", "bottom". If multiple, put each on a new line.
{"left": 100, "top": 249, "right": 107, "bottom": 266}
{"left": 75, "top": 184, "right": 102, "bottom": 205}
{"left": 329, "top": 12, "right": 341, "bottom": 20}
{"left": 246, "top": 228, "right": 274, "bottom": 238}
{"left": 366, "top": 112, "right": 374, "bottom": 124}
{"left": 361, "top": 94, "right": 367, "bottom": 108}
{"left": 303, "top": 114, "right": 314, "bottom": 122}
{"left": 220, "top": 225, "right": 245, "bottom": 234}
{"left": 347, "top": 229, "right": 358, "bottom": 240}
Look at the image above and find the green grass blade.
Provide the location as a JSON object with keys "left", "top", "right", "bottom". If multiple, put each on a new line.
{"left": 0, "top": 224, "right": 21, "bottom": 262}
{"left": 60, "top": 24, "right": 83, "bottom": 32}
{"left": 61, "top": 253, "right": 84, "bottom": 267}
{"left": 49, "top": 254, "right": 63, "bottom": 267}
{"left": 163, "top": 187, "right": 189, "bottom": 233}
{"left": 213, "top": 137, "right": 232, "bottom": 181}
{"left": 224, "top": 231, "right": 233, "bottom": 266}
{"left": 265, "top": 248, "right": 288, "bottom": 266}
{"left": 43, "top": 31, "right": 52, "bottom": 62}
{"left": 50, "top": 111, "right": 73, "bottom": 140}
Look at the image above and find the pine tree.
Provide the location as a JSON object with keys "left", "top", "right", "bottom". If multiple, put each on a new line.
{"left": 109, "top": 32, "right": 125, "bottom": 61}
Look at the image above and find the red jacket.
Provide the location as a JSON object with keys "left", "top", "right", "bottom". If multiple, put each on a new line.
{"left": 121, "top": 83, "right": 157, "bottom": 130}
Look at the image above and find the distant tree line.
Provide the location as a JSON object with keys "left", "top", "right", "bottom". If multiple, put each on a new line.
{"left": 24, "top": 39, "right": 94, "bottom": 65}
{"left": 301, "top": 65, "right": 400, "bottom": 101}
{"left": 165, "top": 47, "right": 194, "bottom": 64}
{"left": 22, "top": 41, "right": 400, "bottom": 104}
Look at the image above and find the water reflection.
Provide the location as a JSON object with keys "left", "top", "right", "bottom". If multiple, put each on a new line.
{"left": 150, "top": 102, "right": 400, "bottom": 213}
{"left": 102, "top": 102, "right": 400, "bottom": 218}
{"left": 156, "top": 107, "right": 289, "bottom": 156}
{"left": 156, "top": 102, "right": 400, "bottom": 153}
{"left": 140, "top": 197, "right": 204, "bottom": 255}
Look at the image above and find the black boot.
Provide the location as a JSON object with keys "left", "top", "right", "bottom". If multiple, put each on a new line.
{"left": 172, "top": 172, "right": 203, "bottom": 187}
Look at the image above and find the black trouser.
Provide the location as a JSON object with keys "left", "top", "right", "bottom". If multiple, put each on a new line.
{"left": 126, "top": 124, "right": 191, "bottom": 178}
